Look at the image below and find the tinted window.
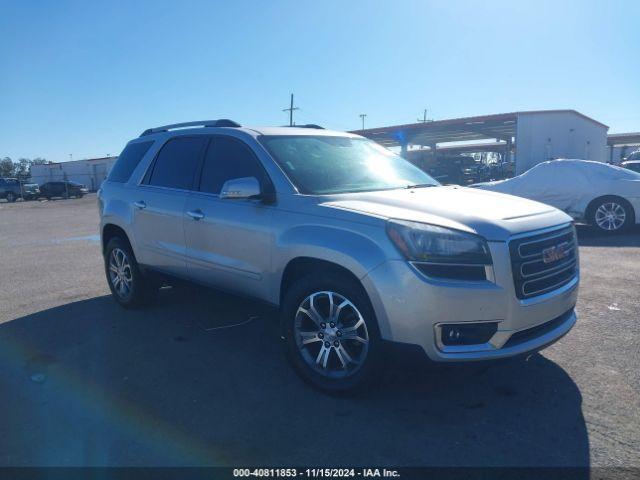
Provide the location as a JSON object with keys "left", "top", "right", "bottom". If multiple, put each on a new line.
{"left": 108, "top": 141, "right": 153, "bottom": 183}
{"left": 148, "top": 137, "right": 205, "bottom": 190}
{"left": 199, "top": 137, "right": 267, "bottom": 194}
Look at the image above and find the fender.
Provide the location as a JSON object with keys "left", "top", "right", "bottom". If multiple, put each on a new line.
{"left": 273, "top": 224, "right": 389, "bottom": 303}
{"left": 100, "top": 189, "right": 140, "bottom": 259}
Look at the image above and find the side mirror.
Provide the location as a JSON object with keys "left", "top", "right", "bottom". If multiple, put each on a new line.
{"left": 219, "top": 176, "right": 262, "bottom": 200}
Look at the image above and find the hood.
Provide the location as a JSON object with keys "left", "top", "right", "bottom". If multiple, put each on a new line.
{"left": 322, "top": 186, "right": 572, "bottom": 241}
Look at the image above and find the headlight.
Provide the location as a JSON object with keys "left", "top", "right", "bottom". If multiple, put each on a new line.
{"left": 386, "top": 220, "right": 492, "bottom": 265}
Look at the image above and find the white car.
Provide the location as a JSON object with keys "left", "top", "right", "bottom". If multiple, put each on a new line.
{"left": 473, "top": 159, "right": 640, "bottom": 233}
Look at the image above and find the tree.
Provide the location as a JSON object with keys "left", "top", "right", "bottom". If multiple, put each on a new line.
{"left": 0, "top": 157, "right": 15, "bottom": 177}
{"left": 15, "top": 158, "right": 31, "bottom": 180}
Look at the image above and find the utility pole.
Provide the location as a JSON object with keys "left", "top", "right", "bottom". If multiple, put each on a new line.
{"left": 359, "top": 113, "right": 367, "bottom": 131}
{"left": 282, "top": 93, "right": 299, "bottom": 126}
{"left": 418, "top": 109, "right": 429, "bottom": 123}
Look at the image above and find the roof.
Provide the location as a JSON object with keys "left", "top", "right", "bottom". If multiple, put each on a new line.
{"left": 39, "top": 156, "right": 116, "bottom": 166}
{"left": 607, "top": 132, "right": 640, "bottom": 146}
{"left": 354, "top": 110, "right": 608, "bottom": 148}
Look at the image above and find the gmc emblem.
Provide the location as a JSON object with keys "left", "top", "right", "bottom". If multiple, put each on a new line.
{"left": 542, "top": 242, "right": 570, "bottom": 264}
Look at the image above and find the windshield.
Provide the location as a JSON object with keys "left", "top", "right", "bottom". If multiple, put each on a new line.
{"left": 259, "top": 135, "right": 439, "bottom": 194}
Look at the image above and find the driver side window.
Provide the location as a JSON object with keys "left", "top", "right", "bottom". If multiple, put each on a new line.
{"left": 199, "top": 137, "right": 268, "bottom": 194}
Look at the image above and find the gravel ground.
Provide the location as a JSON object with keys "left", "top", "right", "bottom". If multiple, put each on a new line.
{"left": 0, "top": 195, "right": 638, "bottom": 469}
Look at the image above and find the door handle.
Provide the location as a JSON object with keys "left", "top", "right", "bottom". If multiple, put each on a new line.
{"left": 133, "top": 200, "right": 146, "bottom": 209}
{"left": 187, "top": 209, "right": 205, "bottom": 221}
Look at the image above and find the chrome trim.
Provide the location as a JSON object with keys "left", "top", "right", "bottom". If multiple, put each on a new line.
{"left": 517, "top": 227, "right": 574, "bottom": 259}
{"left": 519, "top": 249, "right": 576, "bottom": 278}
{"left": 519, "top": 275, "right": 578, "bottom": 306}
{"left": 434, "top": 319, "right": 503, "bottom": 353}
{"left": 508, "top": 223, "right": 578, "bottom": 300}
{"left": 522, "top": 263, "right": 577, "bottom": 297}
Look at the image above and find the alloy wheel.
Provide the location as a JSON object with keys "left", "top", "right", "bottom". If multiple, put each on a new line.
{"left": 108, "top": 248, "right": 133, "bottom": 299}
{"left": 595, "top": 202, "right": 626, "bottom": 231}
{"left": 294, "top": 291, "right": 369, "bottom": 379}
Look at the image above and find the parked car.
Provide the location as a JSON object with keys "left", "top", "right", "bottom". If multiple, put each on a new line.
{"left": 623, "top": 150, "right": 640, "bottom": 162}
{"left": 99, "top": 120, "right": 579, "bottom": 393}
{"left": 0, "top": 178, "right": 41, "bottom": 202}
{"left": 621, "top": 160, "right": 640, "bottom": 174}
{"left": 39, "top": 181, "right": 88, "bottom": 199}
{"left": 472, "top": 159, "right": 640, "bottom": 233}
{"left": 0, "top": 178, "right": 23, "bottom": 202}
{"left": 21, "top": 183, "right": 41, "bottom": 200}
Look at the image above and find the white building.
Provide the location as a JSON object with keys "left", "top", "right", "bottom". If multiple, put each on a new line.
{"left": 515, "top": 110, "right": 608, "bottom": 173}
{"left": 30, "top": 156, "right": 118, "bottom": 191}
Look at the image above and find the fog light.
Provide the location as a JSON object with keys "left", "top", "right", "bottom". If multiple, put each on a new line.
{"left": 440, "top": 322, "right": 498, "bottom": 346}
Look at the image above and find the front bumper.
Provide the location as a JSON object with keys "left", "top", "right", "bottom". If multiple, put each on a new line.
{"left": 361, "top": 240, "right": 579, "bottom": 362}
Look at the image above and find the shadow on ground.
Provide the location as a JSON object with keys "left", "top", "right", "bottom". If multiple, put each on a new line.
{"left": 0, "top": 286, "right": 588, "bottom": 469}
{"left": 576, "top": 224, "right": 640, "bottom": 247}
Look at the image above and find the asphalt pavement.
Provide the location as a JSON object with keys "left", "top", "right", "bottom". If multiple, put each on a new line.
{"left": 0, "top": 195, "right": 638, "bottom": 469}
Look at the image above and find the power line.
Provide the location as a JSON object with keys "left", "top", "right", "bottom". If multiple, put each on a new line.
{"left": 282, "top": 93, "right": 299, "bottom": 126}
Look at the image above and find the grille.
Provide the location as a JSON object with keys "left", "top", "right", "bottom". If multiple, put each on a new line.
{"left": 509, "top": 226, "right": 577, "bottom": 300}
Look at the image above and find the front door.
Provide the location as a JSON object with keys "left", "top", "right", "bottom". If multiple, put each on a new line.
{"left": 132, "top": 135, "right": 207, "bottom": 277}
{"left": 184, "top": 135, "right": 274, "bottom": 302}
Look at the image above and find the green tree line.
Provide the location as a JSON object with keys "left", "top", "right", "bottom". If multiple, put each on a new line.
{"left": 0, "top": 157, "right": 50, "bottom": 180}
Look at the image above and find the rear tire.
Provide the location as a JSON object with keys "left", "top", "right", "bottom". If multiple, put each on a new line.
{"left": 6, "top": 192, "right": 16, "bottom": 203}
{"left": 282, "top": 272, "right": 382, "bottom": 395}
{"left": 588, "top": 196, "right": 634, "bottom": 234}
{"left": 104, "top": 236, "right": 157, "bottom": 308}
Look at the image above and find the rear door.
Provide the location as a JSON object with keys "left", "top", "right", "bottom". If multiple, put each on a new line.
{"left": 184, "top": 135, "right": 274, "bottom": 301}
{"left": 132, "top": 136, "right": 207, "bottom": 277}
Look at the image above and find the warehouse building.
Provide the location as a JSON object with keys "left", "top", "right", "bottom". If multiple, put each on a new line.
{"left": 357, "top": 109, "right": 609, "bottom": 175}
{"left": 606, "top": 132, "right": 640, "bottom": 164}
{"left": 30, "top": 156, "right": 117, "bottom": 191}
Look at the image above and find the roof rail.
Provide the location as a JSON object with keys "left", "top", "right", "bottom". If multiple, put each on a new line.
{"left": 282, "top": 124, "right": 324, "bottom": 129}
{"left": 140, "top": 119, "right": 241, "bottom": 137}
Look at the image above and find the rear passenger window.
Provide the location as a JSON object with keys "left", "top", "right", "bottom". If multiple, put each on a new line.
{"left": 148, "top": 137, "right": 205, "bottom": 190}
{"left": 108, "top": 141, "right": 154, "bottom": 183}
{"left": 199, "top": 137, "right": 267, "bottom": 194}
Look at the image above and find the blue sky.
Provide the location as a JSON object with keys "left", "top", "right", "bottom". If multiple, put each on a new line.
{"left": 1, "top": 0, "right": 638, "bottom": 161}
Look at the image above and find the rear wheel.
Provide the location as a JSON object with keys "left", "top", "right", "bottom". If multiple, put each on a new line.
{"left": 6, "top": 192, "right": 16, "bottom": 203}
{"left": 282, "top": 272, "right": 382, "bottom": 394}
{"left": 104, "top": 237, "right": 157, "bottom": 308}
{"left": 589, "top": 196, "right": 634, "bottom": 233}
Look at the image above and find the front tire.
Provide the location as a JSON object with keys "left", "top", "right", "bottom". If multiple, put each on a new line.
{"left": 104, "top": 237, "right": 156, "bottom": 308}
{"left": 589, "top": 196, "right": 634, "bottom": 233}
{"left": 6, "top": 192, "right": 16, "bottom": 203}
{"left": 282, "top": 272, "right": 382, "bottom": 394}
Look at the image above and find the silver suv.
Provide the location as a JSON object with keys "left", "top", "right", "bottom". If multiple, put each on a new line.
{"left": 98, "top": 120, "right": 579, "bottom": 393}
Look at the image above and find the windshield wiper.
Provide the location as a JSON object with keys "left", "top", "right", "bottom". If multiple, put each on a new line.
{"left": 404, "top": 183, "right": 438, "bottom": 189}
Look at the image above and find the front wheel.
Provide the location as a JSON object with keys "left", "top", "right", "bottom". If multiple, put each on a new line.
{"left": 6, "top": 192, "right": 16, "bottom": 203}
{"left": 589, "top": 196, "right": 634, "bottom": 233}
{"left": 104, "top": 237, "right": 156, "bottom": 308}
{"left": 282, "top": 273, "right": 382, "bottom": 394}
